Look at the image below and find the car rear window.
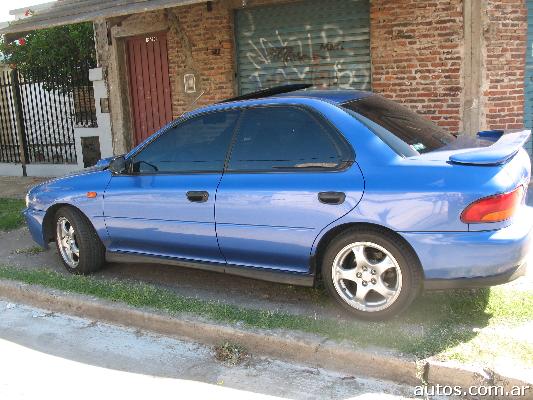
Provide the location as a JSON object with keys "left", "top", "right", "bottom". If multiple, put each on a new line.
{"left": 342, "top": 95, "right": 457, "bottom": 156}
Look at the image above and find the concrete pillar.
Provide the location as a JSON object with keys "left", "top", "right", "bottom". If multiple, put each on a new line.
{"left": 93, "top": 19, "right": 130, "bottom": 156}
{"left": 72, "top": 67, "right": 113, "bottom": 169}
{"left": 462, "top": 0, "right": 483, "bottom": 136}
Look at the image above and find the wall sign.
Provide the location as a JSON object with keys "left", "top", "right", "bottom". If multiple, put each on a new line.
{"left": 184, "top": 74, "right": 196, "bottom": 93}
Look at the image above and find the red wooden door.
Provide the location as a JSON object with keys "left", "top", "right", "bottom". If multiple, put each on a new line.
{"left": 126, "top": 32, "right": 173, "bottom": 146}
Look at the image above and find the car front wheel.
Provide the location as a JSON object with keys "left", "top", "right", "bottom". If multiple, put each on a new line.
{"left": 55, "top": 207, "right": 105, "bottom": 274}
{"left": 321, "top": 229, "right": 422, "bottom": 320}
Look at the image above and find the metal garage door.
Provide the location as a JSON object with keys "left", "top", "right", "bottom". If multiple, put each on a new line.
{"left": 525, "top": 1, "right": 533, "bottom": 162}
{"left": 235, "top": 0, "right": 370, "bottom": 94}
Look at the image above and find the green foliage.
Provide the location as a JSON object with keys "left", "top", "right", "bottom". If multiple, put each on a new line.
{"left": 0, "top": 22, "right": 96, "bottom": 84}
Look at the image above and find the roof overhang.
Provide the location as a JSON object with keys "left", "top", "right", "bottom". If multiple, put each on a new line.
{"left": 0, "top": 0, "right": 207, "bottom": 39}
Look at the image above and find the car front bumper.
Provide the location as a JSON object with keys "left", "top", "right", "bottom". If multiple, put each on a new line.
{"left": 23, "top": 207, "right": 47, "bottom": 248}
{"left": 400, "top": 207, "right": 532, "bottom": 290}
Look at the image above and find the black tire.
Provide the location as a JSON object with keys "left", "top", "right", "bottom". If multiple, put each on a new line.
{"left": 54, "top": 206, "right": 106, "bottom": 275}
{"left": 321, "top": 228, "right": 422, "bottom": 320}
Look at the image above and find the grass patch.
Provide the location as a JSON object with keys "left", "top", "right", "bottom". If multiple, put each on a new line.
{"left": 12, "top": 246, "right": 44, "bottom": 255}
{"left": 0, "top": 265, "right": 531, "bottom": 366}
{"left": 0, "top": 199, "right": 25, "bottom": 231}
{"left": 442, "top": 328, "right": 533, "bottom": 367}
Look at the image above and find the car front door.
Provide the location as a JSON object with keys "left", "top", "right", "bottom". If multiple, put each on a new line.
{"left": 215, "top": 105, "right": 364, "bottom": 274}
{"left": 103, "top": 109, "right": 240, "bottom": 263}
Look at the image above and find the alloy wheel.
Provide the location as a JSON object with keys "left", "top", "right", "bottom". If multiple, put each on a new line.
{"left": 56, "top": 216, "right": 80, "bottom": 268}
{"left": 331, "top": 241, "right": 403, "bottom": 312}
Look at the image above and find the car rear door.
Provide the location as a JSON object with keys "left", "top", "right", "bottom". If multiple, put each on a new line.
{"left": 103, "top": 110, "right": 240, "bottom": 263}
{"left": 215, "top": 105, "right": 364, "bottom": 274}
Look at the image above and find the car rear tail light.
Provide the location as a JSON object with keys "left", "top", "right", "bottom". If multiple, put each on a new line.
{"left": 461, "top": 186, "right": 525, "bottom": 224}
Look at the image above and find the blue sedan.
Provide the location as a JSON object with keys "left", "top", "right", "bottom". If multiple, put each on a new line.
{"left": 24, "top": 86, "right": 532, "bottom": 319}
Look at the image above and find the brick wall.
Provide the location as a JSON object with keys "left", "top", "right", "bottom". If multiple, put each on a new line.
{"left": 169, "top": 0, "right": 472, "bottom": 131}
{"left": 370, "top": 0, "right": 464, "bottom": 133}
{"left": 165, "top": 0, "right": 295, "bottom": 117}
{"left": 100, "top": 0, "right": 529, "bottom": 151}
{"left": 167, "top": 2, "right": 235, "bottom": 118}
{"left": 482, "top": 0, "right": 527, "bottom": 130}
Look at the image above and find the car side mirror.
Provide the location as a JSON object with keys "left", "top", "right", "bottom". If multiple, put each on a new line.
{"left": 109, "top": 156, "right": 127, "bottom": 174}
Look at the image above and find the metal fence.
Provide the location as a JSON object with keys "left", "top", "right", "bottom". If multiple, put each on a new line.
{"left": 0, "top": 71, "right": 21, "bottom": 163}
{"left": 0, "top": 65, "right": 97, "bottom": 165}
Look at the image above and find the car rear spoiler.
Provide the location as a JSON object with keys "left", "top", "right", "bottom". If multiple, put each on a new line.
{"left": 448, "top": 129, "right": 531, "bottom": 165}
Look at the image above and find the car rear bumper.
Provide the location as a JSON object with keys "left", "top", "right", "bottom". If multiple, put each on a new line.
{"left": 23, "top": 207, "right": 47, "bottom": 248}
{"left": 424, "top": 260, "right": 527, "bottom": 290}
{"left": 400, "top": 207, "right": 532, "bottom": 288}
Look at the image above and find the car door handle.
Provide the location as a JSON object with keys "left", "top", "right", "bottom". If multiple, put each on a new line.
{"left": 186, "top": 191, "right": 209, "bottom": 203}
{"left": 318, "top": 191, "right": 346, "bottom": 205}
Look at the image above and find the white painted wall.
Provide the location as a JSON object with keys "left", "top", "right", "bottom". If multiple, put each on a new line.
{"left": 74, "top": 68, "right": 113, "bottom": 165}
{"left": 0, "top": 162, "right": 23, "bottom": 175}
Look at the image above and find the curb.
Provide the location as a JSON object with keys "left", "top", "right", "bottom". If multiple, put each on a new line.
{"left": 0, "top": 278, "right": 531, "bottom": 397}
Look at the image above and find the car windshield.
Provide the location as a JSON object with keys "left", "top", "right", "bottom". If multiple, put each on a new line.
{"left": 342, "top": 95, "right": 457, "bottom": 156}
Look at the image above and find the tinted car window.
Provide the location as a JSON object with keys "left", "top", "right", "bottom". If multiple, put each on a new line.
{"left": 343, "top": 95, "right": 456, "bottom": 156}
{"left": 228, "top": 106, "right": 351, "bottom": 171}
{"left": 132, "top": 110, "right": 240, "bottom": 173}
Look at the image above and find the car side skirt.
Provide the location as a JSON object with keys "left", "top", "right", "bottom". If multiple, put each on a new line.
{"left": 105, "top": 251, "right": 316, "bottom": 287}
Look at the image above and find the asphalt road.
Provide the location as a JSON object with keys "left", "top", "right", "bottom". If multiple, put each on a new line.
{"left": 0, "top": 300, "right": 440, "bottom": 400}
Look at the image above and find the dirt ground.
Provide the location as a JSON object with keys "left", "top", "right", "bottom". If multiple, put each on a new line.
{"left": 0, "top": 176, "right": 49, "bottom": 199}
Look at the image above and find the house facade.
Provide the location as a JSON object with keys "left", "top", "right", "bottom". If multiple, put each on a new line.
{"left": 0, "top": 0, "right": 531, "bottom": 176}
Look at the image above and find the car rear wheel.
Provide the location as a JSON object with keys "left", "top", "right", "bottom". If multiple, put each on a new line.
{"left": 321, "top": 228, "right": 422, "bottom": 320}
{"left": 55, "top": 207, "right": 105, "bottom": 275}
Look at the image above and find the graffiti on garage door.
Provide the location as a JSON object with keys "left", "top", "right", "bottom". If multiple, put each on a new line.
{"left": 235, "top": 0, "right": 371, "bottom": 94}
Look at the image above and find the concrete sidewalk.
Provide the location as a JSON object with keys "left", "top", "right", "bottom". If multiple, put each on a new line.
{"left": 0, "top": 300, "right": 422, "bottom": 400}
{"left": 1, "top": 278, "right": 531, "bottom": 397}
